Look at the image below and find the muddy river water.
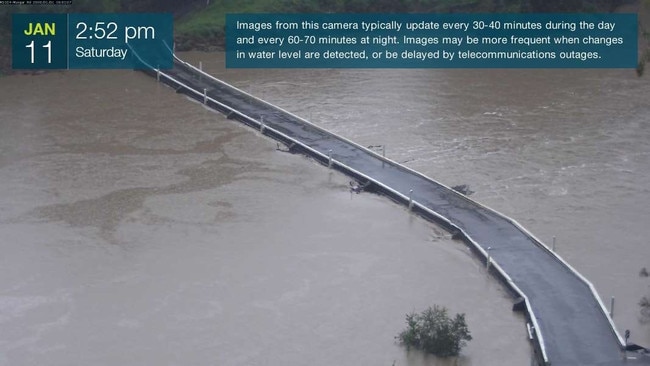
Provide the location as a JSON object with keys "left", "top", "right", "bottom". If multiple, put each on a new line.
{"left": 0, "top": 52, "right": 648, "bottom": 365}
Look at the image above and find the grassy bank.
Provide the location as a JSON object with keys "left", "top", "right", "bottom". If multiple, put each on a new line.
{"left": 174, "top": 0, "right": 286, "bottom": 51}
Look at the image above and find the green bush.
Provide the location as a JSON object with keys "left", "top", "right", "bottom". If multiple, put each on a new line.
{"left": 396, "top": 305, "right": 472, "bottom": 357}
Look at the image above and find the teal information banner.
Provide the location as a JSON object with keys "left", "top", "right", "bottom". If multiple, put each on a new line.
{"left": 12, "top": 13, "right": 173, "bottom": 69}
{"left": 226, "top": 13, "right": 638, "bottom": 68}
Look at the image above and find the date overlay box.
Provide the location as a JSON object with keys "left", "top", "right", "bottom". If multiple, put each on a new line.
{"left": 12, "top": 13, "right": 67, "bottom": 69}
{"left": 12, "top": 13, "right": 173, "bottom": 70}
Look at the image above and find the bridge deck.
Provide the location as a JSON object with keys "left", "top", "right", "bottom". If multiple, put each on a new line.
{"left": 149, "top": 59, "right": 647, "bottom": 366}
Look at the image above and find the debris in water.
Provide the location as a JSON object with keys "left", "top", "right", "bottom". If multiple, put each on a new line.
{"left": 276, "top": 142, "right": 296, "bottom": 153}
{"left": 452, "top": 184, "right": 474, "bottom": 196}
{"left": 349, "top": 180, "right": 372, "bottom": 194}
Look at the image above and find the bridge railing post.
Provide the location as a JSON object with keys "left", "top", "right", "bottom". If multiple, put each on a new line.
{"left": 203, "top": 88, "right": 207, "bottom": 104}
{"left": 487, "top": 247, "right": 492, "bottom": 270}
{"left": 408, "top": 189, "right": 414, "bottom": 210}
{"left": 552, "top": 236, "right": 556, "bottom": 251}
{"left": 328, "top": 150, "right": 333, "bottom": 168}
{"left": 260, "top": 115, "right": 265, "bottom": 133}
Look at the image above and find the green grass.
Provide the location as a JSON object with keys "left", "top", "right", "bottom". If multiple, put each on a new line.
{"left": 175, "top": 0, "right": 287, "bottom": 42}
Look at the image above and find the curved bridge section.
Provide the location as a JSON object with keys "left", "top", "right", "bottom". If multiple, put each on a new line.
{"left": 143, "top": 56, "right": 647, "bottom": 366}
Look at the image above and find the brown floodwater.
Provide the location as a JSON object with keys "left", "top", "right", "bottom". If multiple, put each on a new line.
{"left": 0, "top": 53, "right": 647, "bottom": 365}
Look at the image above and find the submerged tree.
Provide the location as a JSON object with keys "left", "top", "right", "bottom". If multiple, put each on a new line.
{"left": 640, "top": 296, "right": 650, "bottom": 322}
{"left": 396, "top": 305, "right": 472, "bottom": 357}
{"left": 640, "top": 267, "right": 650, "bottom": 321}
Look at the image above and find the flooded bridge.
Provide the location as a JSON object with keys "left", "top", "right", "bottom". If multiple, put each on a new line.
{"left": 141, "top": 54, "right": 647, "bottom": 366}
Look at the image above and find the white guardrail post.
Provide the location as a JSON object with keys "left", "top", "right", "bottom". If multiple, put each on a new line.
{"left": 552, "top": 236, "right": 556, "bottom": 252}
{"left": 486, "top": 247, "right": 492, "bottom": 270}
